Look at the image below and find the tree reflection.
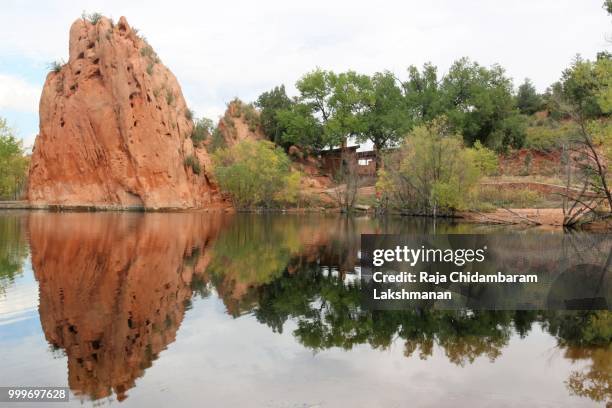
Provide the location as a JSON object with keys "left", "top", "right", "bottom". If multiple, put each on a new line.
{"left": 205, "top": 215, "right": 609, "bottom": 406}
{"left": 253, "top": 264, "right": 515, "bottom": 364}
{"left": 251, "top": 262, "right": 610, "bottom": 402}
{"left": 543, "top": 311, "right": 611, "bottom": 403}
{"left": 0, "top": 213, "right": 28, "bottom": 295}
{"left": 205, "top": 214, "right": 305, "bottom": 315}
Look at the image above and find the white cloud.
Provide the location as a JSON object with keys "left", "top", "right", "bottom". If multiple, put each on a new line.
{"left": 0, "top": 74, "right": 40, "bottom": 112}
{"left": 0, "top": 0, "right": 609, "bottom": 123}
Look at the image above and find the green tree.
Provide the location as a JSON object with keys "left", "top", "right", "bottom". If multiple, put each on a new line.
{"left": 516, "top": 78, "right": 543, "bottom": 115}
{"left": 0, "top": 119, "right": 29, "bottom": 200}
{"left": 323, "top": 70, "right": 372, "bottom": 147}
{"left": 357, "top": 71, "right": 412, "bottom": 167}
{"left": 403, "top": 62, "right": 444, "bottom": 123}
{"left": 212, "top": 140, "right": 301, "bottom": 208}
{"left": 552, "top": 56, "right": 612, "bottom": 221}
{"left": 543, "top": 81, "right": 566, "bottom": 120}
{"left": 440, "top": 58, "right": 526, "bottom": 150}
{"left": 377, "top": 118, "right": 482, "bottom": 214}
{"left": 276, "top": 103, "right": 325, "bottom": 150}
{"left": 255, "top": 85, "right": 294, "bottom": 147}
{"left": 280, "top": 69, "right": 371, "bottom": 150}
{"left": 559, "top": 55, "right": 611, "bottom": 119}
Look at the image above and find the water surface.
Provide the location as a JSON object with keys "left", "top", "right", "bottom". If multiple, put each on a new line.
{"left": 0, "top": 212, "right": 609, "bottom": 407}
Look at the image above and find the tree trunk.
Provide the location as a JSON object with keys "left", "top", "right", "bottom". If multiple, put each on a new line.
{"left": 374, "top": 143, "right": 383, "bottom": 172}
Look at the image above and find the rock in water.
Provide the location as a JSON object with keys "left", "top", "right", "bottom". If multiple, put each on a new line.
{"left": 28, "top": 16, "right": 225, "bottom": 210}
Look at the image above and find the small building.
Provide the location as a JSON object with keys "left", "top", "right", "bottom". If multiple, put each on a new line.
{"left": 318, "top": 146, "right": 360, "bottom": 176}
{"left": 356, "top": 150, "right": 377, "bottom": 177}
{"left": 318, "top": 146, "right": 377, "bottom": 178}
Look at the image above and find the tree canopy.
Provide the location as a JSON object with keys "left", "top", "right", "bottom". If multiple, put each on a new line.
{"left": 356, "top": 71, "right": 412, "bottom": 154}
{"left": 276, "top": 69, "right": 372, "bottom": 150}
{"left": 257, "top": 58, "right": 529, "bottom": 153}
{"left": 255, "top": 85, "right": 294, "bottom": 147}
{"left": 439, "top": 58, "right": 525, "bottom": 149}
{"left": 0, "top": 119, "right": 28, "bottom": 200}
{"left": 516, "top": 78, "right": 543, "bottom": 115}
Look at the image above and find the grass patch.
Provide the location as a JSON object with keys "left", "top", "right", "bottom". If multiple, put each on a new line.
{"left": 185, "top": 109, "right": 194, "bottom": 121}
{"left": 184, "top": 155, "right": 201, "bottom": 175}
{"left": 165, "top": 89, "right": 175, "bottom": 106}
{"left": 140, "top": 45, "right": 160, "bottom": 64}
{"left": 82, "top": 11, "right": 102, "bottom": 25}
{"left": 474, "top": 185, "right": 559, "bottom": 209}
{"left": 48, "top": 60, "right": 64, "bottom": 73}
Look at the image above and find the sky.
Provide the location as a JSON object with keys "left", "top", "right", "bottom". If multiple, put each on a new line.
{"left": 0, "top": 0, "right": 610, "bottom": 149}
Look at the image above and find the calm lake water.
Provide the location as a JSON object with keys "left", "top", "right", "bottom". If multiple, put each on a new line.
{"left": 0, "top": 211, "right": 609, "bottom": 407}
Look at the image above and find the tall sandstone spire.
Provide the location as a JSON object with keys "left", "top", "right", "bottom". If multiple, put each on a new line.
{"left": 28, "top": 16, "right": 224, "bottom": 209}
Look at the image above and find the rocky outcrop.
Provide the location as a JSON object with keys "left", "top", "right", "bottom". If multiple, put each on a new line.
{"left": 214, "top": 99, "right": 264, "bottom": 148}
{"left": 27, "top": 16, "right": 224, "bottom": 209}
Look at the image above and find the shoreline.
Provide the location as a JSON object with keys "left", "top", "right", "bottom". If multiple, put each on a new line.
{"left": 0, "top": 201, "right": 235, "bottom": 213}
{"left": 3, "top": 201, "right": 610, "bottom": 231}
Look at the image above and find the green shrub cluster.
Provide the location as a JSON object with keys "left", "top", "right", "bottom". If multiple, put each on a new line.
{"left": 165, "top": 89, "right": 174, "bottom": 106}
{"left": 469, "top": 141, "right": 499, "bottom": 176}
{"left": 212, "top": 140, "right": 300, "bottom": 208}
{"left": 242, "top": 104, "right": 260, "bottom": 132}
{"left": 140, "top": 45, "right": 154, "bottom": 58}
{"left": 524, "top": 119, "right": 575, "bottom": 151}
{"left": 376, "top": 118, "right": 487, "bottom": 214}
{"left": 223, "top": 115, "right": 235, "bottom": 129}
{"left": 184, "top": 155, "right": 201, "bottom": 175}
{"left": 210, "top": 128, "right": 226, "bottom": 152}
{"left": 191, "top": 117, "right": 213, "bottom": 147}
{"left": 49, "top": 60, "right": 64, "bottom": 73}
{"left": 81, "top": 11, "right": 102, "bottom": 25}
{"left": 184, "top": 109, "right": 194, "bottom": 121}
{"left": 140, "top": 45, "right": 160, "bottom": 66}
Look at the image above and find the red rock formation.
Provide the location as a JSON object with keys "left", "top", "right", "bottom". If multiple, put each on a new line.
{"left": 214, "top": 99, "right": 265, "bottom": 148}
{"left": 29, "top": 212, "right": 230, "bottom": 401}
{"left": 27, "top": 16, "right": 224, "bottom": 209}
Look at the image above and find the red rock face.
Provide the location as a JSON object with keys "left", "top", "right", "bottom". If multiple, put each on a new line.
{"left": 28, "top": 16, "right": 225, "bottom": 209}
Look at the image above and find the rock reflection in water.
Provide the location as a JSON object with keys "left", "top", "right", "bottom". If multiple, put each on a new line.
{"left": 29, "top": 212, "right": 230, "bottom": 401}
